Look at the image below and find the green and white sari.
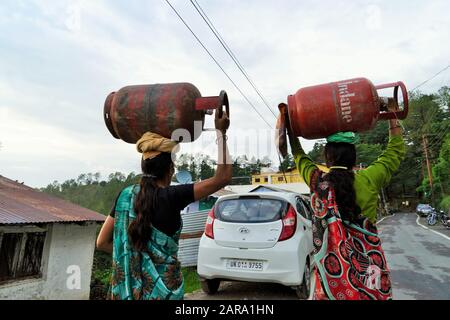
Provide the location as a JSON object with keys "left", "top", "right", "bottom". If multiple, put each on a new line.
{"left": 109, "top": 185, "right": 184, "bottom": 300}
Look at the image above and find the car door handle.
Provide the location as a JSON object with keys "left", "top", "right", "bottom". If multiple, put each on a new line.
{"left": 303, "top": 226, "right": 307, "bottom": 231}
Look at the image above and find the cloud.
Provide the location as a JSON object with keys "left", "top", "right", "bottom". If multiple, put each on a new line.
{"left": 0, "top": 0, "right": 449, "bottom": 187}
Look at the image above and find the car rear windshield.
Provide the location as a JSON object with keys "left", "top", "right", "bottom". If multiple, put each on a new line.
{"left": 215, "top": 197, "right": 286, "bottom": 223}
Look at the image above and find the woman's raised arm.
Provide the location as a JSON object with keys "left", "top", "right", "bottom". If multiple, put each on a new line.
{"left": 193, "top": 111, "right": 232, "bottom": 201}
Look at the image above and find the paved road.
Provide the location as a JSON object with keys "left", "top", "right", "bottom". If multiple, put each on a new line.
{"left": 186, "top": 213, "right": 450, "bottom": 300}
{"left": 379, "top": 213, "right": 450, "bottom": 300}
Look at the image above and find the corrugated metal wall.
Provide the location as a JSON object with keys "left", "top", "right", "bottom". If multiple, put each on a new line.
{"left": 179, "top": 209, "right": 209, "bottom": 267}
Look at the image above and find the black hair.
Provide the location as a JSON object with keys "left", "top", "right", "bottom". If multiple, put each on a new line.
{"left": 128, "top": 152, "right": 173, "bottom": 252}
{"left": 324, "top": 142, "right": 359, "bottom": 222}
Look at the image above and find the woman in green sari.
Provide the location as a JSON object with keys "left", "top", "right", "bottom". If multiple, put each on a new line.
{"left": 96, "top": 110, "right": 231, "bottom": 300}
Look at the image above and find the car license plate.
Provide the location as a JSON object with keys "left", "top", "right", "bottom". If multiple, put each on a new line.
{"left": 225, "top": 259, "right": 264, "bottom": 271}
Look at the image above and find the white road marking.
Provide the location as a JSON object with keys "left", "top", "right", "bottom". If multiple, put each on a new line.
{"left": 377, "top": 213, "right": 395, "bottom": 225}
{"left": 415, "top": 215, "right": 450, "bottom": 241}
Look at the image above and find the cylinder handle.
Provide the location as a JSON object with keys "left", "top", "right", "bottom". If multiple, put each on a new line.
{"left": 376, "top": 81, "right": 409, "bottom": 120}
{"left": 195, "top": 90, "right": 230, "bottom": 120}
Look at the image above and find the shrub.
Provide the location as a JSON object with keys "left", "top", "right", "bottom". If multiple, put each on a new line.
{"left": 440, "top": 196, "right": 450, "bottom": 212}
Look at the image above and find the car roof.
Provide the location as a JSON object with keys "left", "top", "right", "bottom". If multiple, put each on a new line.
{"left": 216, "top": 191, "right": 309, "bottom": 204}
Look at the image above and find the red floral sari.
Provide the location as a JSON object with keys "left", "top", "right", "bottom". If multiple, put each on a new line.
{"left": 309, "top": 169, "right": 393, "bottom": 300}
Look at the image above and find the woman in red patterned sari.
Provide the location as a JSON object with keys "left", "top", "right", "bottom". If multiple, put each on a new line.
{"left": 285, "top": 104, "right": 405, "bottom": 300}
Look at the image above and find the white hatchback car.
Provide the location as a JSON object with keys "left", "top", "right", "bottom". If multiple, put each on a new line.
{"left": 197, "top": 191, "right": 314, "bottom": 299}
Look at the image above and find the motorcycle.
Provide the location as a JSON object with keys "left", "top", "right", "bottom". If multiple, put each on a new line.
{"left": 437, "top": 210, "right": 450, "bottom": 229}
{"left": 427, "top": 209, "right": 437, "bottom": 226}
{"left": 427, "top": 209, "right": 450, "bottom": 229}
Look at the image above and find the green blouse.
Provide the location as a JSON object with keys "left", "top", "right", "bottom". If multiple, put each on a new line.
{"left": 292, "top": 135, "right": 406, "bottom": 223}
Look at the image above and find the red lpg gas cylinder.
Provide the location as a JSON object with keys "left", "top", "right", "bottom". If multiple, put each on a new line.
{"left": 104, "top": 83, "right": 229, "bottom": 144}
{"left": 287, "top": 78, "right": 408, "bottom": 139}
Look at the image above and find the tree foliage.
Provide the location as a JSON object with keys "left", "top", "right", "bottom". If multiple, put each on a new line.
{"left": 41, "top": 172, "right": 139, "bottom": 215}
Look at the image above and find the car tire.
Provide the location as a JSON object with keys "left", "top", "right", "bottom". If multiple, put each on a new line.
{"left": 296, "top": 259, "right": 311, "bottom": 300}
{"left": 200, "top": 279, "right": 220, "bottom": 295}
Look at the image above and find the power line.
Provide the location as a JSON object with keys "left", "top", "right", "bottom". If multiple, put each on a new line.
{"left": 164, "top": 0, "right": 273, "bottom": 129}
{"left": 399, "top": 64, "right": 450, "bottom": 177}
{"left": 188, "top": 0, "right": 291, "bottom": 180}
{"left": 399, "top": 126, "right": 449, "bottom": 179}
{"left": 189, "top": 0, "right": 277, "bottom": 119}
{"left": 418, "top": 102, "right": 450, "bottom": 148}
{"left": 412, "top": 64, "right": 450, "bottom": 91}
{"left": 166, "top": 0, "right": 292, "bottom": 179}
{"left": 397, "top": 157, "right": 424, "bottom": 179}
{"left": 417, "top": 89, "right": 449, "bottom": 134}
{"left": 426, "top": 126, "right": 450, "bottom": 151}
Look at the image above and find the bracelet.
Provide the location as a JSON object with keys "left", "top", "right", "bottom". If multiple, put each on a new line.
{"left": 216, "top": 134, "right": 228, "bottom": 144}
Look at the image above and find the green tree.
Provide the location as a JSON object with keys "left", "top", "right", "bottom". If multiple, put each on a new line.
{"left": 176, "top": 153, "right": 198, "bottom": 181}
{"left": 199, "top": 155, "right": 215, "bottom": 181}
{"left": 279, "top": 154, "right": 295, "bottom": 172}
{"left": 386, "top": 89, "right": 449, "bottom": 201}
{"left": 359, "top": 121, "right": 389, "bottom": 146}
{"left": 308, "top": 141, "right": 326, "bottom": 163}
{"left": 427, "top": 133, "right": 450, "bottom": 207}
{"left": 355, "top": 143, "right": 383, "bottom": 167}
{"left": 231, "top": 156, "right": 252, "bottom": 185}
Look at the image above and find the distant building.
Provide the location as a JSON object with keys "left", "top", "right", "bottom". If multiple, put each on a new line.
{"left": 251, "top": 165, "right": 329, "bottom": 185}
{"left": 0, "top": 175, "right": 105, "bottom": 300}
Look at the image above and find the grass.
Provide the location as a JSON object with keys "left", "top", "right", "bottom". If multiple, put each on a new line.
{"left": 90, "top": 250, "right": 201, "bottom": 298}
{"left": 182, "top": 267, "right": 201, "bottom": 293}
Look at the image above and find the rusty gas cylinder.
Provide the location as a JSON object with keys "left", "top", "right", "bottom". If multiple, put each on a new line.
{"left": 286, "top": 78, "right": 408, "bottom": 139}
{"left": 104, "top": 83, "right": 229, "bottom": 144}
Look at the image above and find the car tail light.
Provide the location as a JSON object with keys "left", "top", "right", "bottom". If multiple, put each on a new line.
{"left": 279, "top": 205, "right": 297, "bottom": 241}
{"left": 204, "top": 207, "right": 215, "bottom": 239}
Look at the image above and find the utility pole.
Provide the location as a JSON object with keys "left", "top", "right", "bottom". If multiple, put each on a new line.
{"left": 423, "top": 133, "right": 446, "bottom": 196}
{"left": 422, "top": 134, "right": 435, "bottom": 207}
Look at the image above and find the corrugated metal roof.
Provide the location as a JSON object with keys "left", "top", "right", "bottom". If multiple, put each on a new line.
{"left": 0, "top": 175, "right": 106, "bottom": 225}
{"left": 178, "top": 238, "right": 202, "bottom": 267}
{"left": 211, "top": 189, "right": 235, "bottom": 197}
{"left": 181, "top": 209, "right": 209, "bottom": 233}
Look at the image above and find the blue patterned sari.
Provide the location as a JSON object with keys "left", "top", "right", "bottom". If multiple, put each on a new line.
{"left": 109, "top": 185, "right": 184, "bottom": 300}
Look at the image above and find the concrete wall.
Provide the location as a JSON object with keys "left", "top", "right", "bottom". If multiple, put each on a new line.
{"left": 0, "top": 222, "right": 98, "bottom": 300}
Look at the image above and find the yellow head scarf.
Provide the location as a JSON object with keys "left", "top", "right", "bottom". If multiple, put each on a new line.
{"left": 136, "top": 132, "right": 179, "bottom": 160}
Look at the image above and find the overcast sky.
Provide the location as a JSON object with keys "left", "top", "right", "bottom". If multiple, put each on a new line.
{"left": 1, "top": 0, "right": 449, "bottom": 187}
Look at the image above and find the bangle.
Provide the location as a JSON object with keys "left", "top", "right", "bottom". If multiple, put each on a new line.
{"left": 216, "top": 134, "right": 228, "bottom": 144}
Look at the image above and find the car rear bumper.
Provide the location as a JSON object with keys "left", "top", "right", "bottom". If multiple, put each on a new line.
{"left": 197, "top": 235, "right": 307, "bottom": 286}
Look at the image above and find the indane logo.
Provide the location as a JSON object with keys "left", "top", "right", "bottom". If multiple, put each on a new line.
{"left": 337, "top": 81, "right": 356, "bottom": 124}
